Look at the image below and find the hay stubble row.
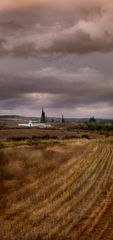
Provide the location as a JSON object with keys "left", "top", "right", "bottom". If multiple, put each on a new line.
{"left": 0, "top": 139, "right": 113, "bottom": 240}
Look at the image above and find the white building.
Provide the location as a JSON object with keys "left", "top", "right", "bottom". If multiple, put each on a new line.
{"left": 18, "top": 120, "right": 51, "bottom": 128}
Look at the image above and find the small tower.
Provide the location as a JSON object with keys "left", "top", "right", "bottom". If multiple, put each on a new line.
{"left": 40, "top": 107, "right": 46, "bottom": 123}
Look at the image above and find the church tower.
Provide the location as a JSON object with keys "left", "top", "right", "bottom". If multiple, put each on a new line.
{"left": 40, "top": 107, "right": 46, "bottom": 123}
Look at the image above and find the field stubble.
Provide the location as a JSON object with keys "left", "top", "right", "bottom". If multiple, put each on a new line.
{"left": 0, "top": 139, "right": 113, "bottom": 240}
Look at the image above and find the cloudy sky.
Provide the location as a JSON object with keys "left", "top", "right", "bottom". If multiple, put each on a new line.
{"left": 0, "top": 0, "right": 113, "bottom": 118}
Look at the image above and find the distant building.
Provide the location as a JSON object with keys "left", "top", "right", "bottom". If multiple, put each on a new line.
{"left": 18, "top": 120, "right": 51, "bottom": 128}
{"left": 40, "top": 107, "right": 46, "bottom": 123}
{"left": 18, "top": 107, "right": 51, "bottom": 128}
{"left": 18, "top": 120, "right": 33, "bottom": 128}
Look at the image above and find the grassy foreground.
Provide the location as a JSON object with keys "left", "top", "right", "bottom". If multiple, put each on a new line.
{"left": 0, "top": 138, "right": 113, "bottom": 240}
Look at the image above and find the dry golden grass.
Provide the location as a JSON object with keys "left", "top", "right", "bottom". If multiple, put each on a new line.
{"left": 0, "top": 139, "right": 113, "bottom": 240}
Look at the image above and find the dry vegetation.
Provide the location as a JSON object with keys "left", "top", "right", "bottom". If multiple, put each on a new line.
{"left": 0, "top": 127, "right": 106, "bottom": 141}
{"left": 0, "top": 139, "right": 113, "bottom": 240}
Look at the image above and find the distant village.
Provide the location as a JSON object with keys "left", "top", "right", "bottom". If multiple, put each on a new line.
{"left": 18, "top": 107, "right": 65, "bottom": 128}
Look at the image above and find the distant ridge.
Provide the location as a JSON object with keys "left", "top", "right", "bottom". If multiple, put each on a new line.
{"left": 0, "top": 115, "right": 24, "bottom": 119}
{"left": 0, "top": 115, "right": 112, "bottom": 122}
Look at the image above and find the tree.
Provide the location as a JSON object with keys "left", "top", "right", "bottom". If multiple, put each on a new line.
{"left": 40, "top": 107, "right": 46, "bottom": 123}
{"left": 89, "top": 116, "right": 96, "bottom": 122}
{"left": 61, "top": 114, "right": 65, "bottom": 123}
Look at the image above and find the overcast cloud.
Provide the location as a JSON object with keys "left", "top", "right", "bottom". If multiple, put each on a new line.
{"left": 0, "top": 0, "right": 113, "bottom": 117}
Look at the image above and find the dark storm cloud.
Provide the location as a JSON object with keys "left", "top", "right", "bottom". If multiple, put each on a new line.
{"left": 47, "top": 28, "right": 113, "bottom": 54}
{"left": 0, "top": 67, "right": 113, "bottom": 111}
{"left": 0, "top": 21, "right": 21, "bottom": 31}
{"left": 0, "top": 38, "right": 7, "bottom": 55}
{"left": 0, "top": 1, "right": 113, "bottom": 117}
{"left": 1, "top": 21, "right": 113, "bottom": 57}
{"left": 0, "top": 1, "right": 113, "bottom": 56}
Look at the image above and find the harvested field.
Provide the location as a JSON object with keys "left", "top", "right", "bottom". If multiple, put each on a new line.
{"left": 0, "top": 139, "right": 113, "bottom": 240}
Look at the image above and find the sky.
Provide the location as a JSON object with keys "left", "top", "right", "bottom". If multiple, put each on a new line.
{"left": 0, "top": 0, "right": 113, "bottom": 118}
